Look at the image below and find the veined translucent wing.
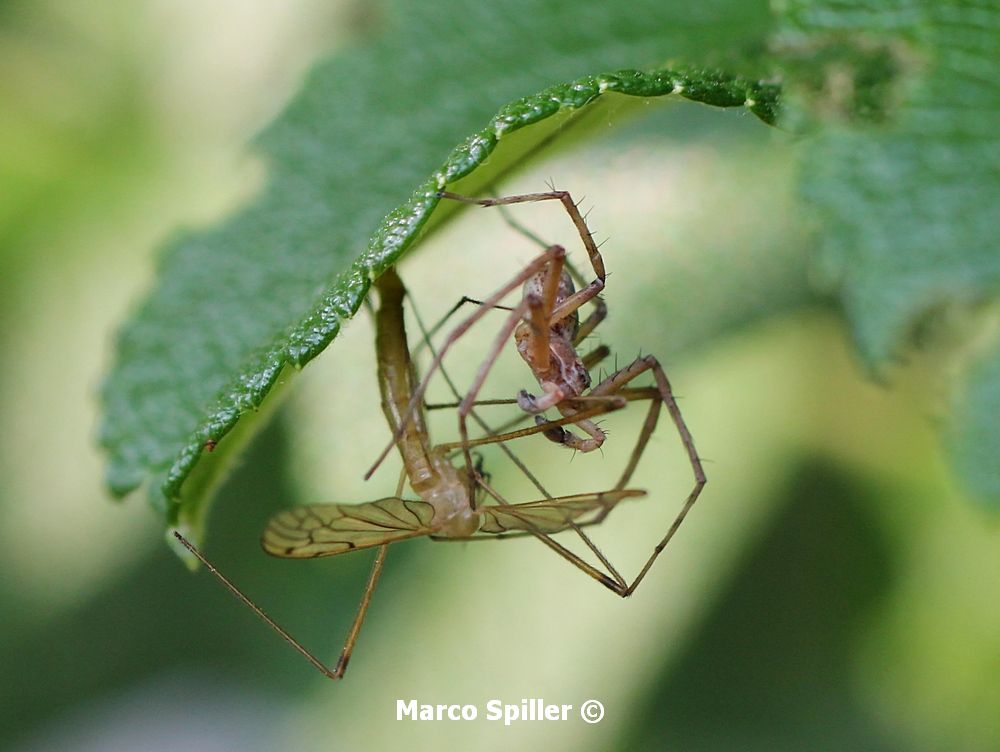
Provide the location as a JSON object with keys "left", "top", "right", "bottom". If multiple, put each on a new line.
{"left": 478, "top": 489, "right": 646, "bottom": 535}
{"left": 262, "top": 497, "right": 437, "bottom": 558}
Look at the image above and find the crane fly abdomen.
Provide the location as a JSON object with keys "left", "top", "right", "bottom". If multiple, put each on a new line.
{"left": 374, "top": 269, "right": 440, "bottom": 494}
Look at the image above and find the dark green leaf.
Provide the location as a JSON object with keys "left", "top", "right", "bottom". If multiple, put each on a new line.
{"left": 99, "top": 0, "right": 779, "bottom": 542}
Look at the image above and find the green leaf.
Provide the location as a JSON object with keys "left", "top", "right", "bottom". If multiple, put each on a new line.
{"left": 99, "top": 0, "right": 781, "bottom": 543}
{"left": 777, "top": 0, "right": 1000, "bottom": 503}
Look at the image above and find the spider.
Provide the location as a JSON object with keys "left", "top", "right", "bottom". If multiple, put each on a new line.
{"left": 370, "top": 187, "right": 707, "bottom": 597}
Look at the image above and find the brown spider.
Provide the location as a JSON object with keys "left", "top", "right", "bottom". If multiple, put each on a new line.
{"left": 370, "top": 187, "right": 706, "bottom": 596}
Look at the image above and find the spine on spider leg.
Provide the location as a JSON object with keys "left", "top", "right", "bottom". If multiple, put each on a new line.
{"left": 373, "top": 268, "right": 437, "bottom": 493}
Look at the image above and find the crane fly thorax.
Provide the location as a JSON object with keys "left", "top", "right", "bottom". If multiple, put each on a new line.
{"left": 417, "top": 451, "right": 480, "bottom": 538}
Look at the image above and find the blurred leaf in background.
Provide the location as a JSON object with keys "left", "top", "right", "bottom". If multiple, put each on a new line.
{"left": 625, "top": 460, "right": 899, "bottom": 751}
{"left": 2, "top": 0, "right": 998, "bottom": 750}
{"left": 779, "top": 0, "right": 1000, "bottom": 505}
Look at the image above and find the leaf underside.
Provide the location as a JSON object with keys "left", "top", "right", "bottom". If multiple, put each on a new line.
{"left": 99, "top": 2, "right": 781, "bottom": 540}
{"left": 101, "top": 0, "right": 1000, "bottom": 549}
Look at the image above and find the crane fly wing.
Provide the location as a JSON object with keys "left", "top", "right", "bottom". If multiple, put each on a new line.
{"left": 478, "top": 489, "right": 645, "bottom": 535}
{"left": 262, "top": 498, "right": 437, "bottom": 558}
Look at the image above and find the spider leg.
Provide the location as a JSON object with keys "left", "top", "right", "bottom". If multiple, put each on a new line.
{"left": 471, "top": 476, "right": 629, "bottom": 594}
{"left": 437, "top": 394, "right": 626, "bottom": 452}
{"left": 409, "top": 290, "right": 553, "bottom": 500}
{"left": 588, "top": 355, "right": 707, "bottom": 595}
{"left": 364, "top": 244, "right": 572, "bottom": 481}
{"left": 454, "top": 245, "right": 567, "bottom": 495}
{"left": 437, "top": 189, "right": 605, "bottom": 281}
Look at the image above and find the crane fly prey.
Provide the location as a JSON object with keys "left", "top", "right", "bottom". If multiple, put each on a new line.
{"left": 175, "top": 266, "right": 646, "bottom": 680}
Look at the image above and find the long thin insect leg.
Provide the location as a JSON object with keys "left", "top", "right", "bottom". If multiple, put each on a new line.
{"left": 488, "top": 198, "right": 608, "bottom": 348}
{"left": 365, "top": 244, "right": 573, "bottom": 481}
{"left": 437, "top": 395, "right": 626, "bottom": 452}
{"left": 457, "top": 288, "right": 538, "bottom": 495}
{"left": 413, "top": 296, "right": 515, "bottom": 359}
{"left": 438, "top": 190, "right": 606, "bottom": 330}
{"left": 436, "top": 402, "right": 632, "bottom": 569}
{"left": 431, "top": 512, "right": 614, "bottom": 542}
{"left": 425, "top": 397, "right": 519, "bottom": 410}
{"left": 173, "top": 531, "right": 377, "bottom": 681}
{"left": 413, "top": 296, "right": 483, "bottom": 357}
{"left": 332, "top": 544, "right": 388, "bottom": 676}
{"left": 438, "top": 391, "right": 628, "bottom": 451}
{"left": 473, "top": 478, "right": 626, "bottom": 596}
{"left": 588, "top": 355, "right": 707, "bottom": 595}
{"left": 475, "top": 356, "right": 704, "bottom": 597}
{"left": 437, "top": 190, "right": 606, "bottom": 281}
{"left": 479, "top": 479, "right": 628, "bottom": 595}
{"left": 574, "top": 294, "right": 607, "bottom": 344}
{"left": 409, "top": 298, "right": 554, "bottom": 500}
{"left": 581, "top": 344, "right": 611, "bottom": 371}
{"left": 588, "top": 358, "right": 674, "bottom": 490}
{"left": 568, "top": 520, "right": 627, "bottom": 588}
{"left": 173, "top": 464, "right": 408, "bottom": 680}
{"left": 625, "top": 360, "right": 705, "bottom": 594}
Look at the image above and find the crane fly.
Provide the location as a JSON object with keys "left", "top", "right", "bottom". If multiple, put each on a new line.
{"left": 175, "top": 267, "right": 645, "bottom": 680}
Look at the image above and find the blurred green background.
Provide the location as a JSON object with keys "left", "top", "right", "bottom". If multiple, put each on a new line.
{"left": 2, "top": 1, "right": 998, "bottom": 750}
